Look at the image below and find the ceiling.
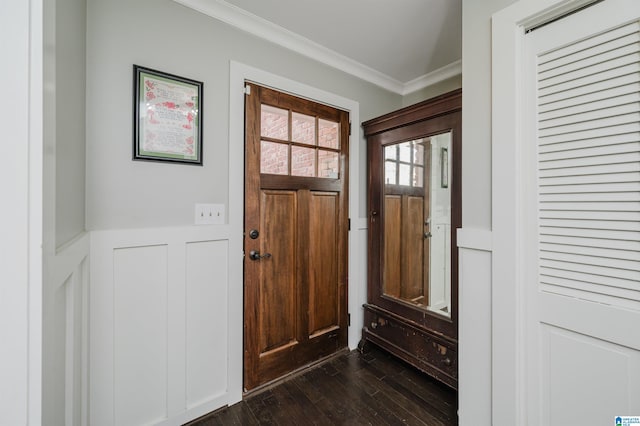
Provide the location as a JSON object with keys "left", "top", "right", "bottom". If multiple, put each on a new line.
{"left": 176, "top": 0, "right": 462, "bottom": 95}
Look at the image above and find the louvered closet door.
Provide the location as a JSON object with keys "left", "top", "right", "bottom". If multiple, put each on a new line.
{"left": 524, "top": 1, "right": 640, "bottom": 424}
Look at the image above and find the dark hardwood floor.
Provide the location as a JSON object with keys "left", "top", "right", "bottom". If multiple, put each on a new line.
{"left": 186, "top": 344, "right": 457, "bottom": 426}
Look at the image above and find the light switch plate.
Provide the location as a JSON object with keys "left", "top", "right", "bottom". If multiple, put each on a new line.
{"left": 195, "top": 203, "right": 225, "bottom": 225}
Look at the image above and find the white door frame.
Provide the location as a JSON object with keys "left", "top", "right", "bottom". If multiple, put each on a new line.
{"left": 227, "top": 61, "right": 362, "bottom": 404}
{"left": 0, "top": 0, "right": 44, "bottom": 424}
{"left": 491, "top": 0, "right": 600, "bottom": 424}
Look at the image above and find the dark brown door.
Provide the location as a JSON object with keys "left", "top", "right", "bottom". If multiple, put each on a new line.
{"left": 243, "top": 83, "right": 349, "bottom": 391}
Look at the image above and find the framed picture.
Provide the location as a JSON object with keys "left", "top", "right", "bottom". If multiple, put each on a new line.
{"left": 133, "top": 65, "right": 203, "bottom": 165}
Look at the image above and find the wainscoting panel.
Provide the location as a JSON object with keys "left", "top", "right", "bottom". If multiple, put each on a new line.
{"left": 114, "top": 245, "right": 169, "bottom": 425}
{"left": 349, "top": 219, "right": 368, "bottom": 349}
{"left": 90, "top": 226, "right": 232, "bottom": 426}
{"left": 186, "top": 240, "right": 229, "bottom": 408}
{"left": 457, "top": 228, "right": 492, "bottom": 425}
{"left": 44, "top": 232, "right": 90, "bottom": 426}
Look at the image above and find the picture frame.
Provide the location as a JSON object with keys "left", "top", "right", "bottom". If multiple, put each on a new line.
{"left": 133, "top": 65, "right": 203, "bottom": 165}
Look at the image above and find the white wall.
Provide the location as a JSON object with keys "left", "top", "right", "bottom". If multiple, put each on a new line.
{"left": 458, "top": 0, "right": 517, "bottom": 424}
{"left": 401, "top": 75, "right": 462, "bottom": 107}
{"left": 85, "top": 0, "right": 401, "bottom": 231}
{"left": 54, "top": 0, "right": 86, "bottom": 248}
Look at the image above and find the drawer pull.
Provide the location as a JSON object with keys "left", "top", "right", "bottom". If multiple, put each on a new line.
{"left": 443, "top": 357, "right": 452, "bottom": 366}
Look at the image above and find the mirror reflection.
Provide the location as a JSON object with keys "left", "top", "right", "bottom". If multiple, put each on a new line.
{"left": 382, "top": 132, "right": 452, "bottom": 317}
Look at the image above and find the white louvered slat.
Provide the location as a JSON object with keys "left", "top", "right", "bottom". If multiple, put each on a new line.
{"left": 538, "top": 21, "right": 639, "bottom": 65}
{"left": 539, "top": 103, "right": 639, "bottom": 130}
{"left": 539, "top": 151, "right": 640, "bottom": 169}
{"left": 540, "top": 258, "right": 638, "bottom": 281}
{"left": 538, "top": 62, "right": 640, "bottom": 98}
{"left": 539, "top": 73, "right": 639, "bottom": 105}
{"left": 539, "top": 35, "right": 640, "bottom": 79}
{"left": 540, "top": 226, "right": 640, "bottom": 241}
{"left": 540, "top": 191, "right": 640, "bottom": 203}
{"left": 539, "top": 82, "right": 640, "bottom": 113}
{"left": 538, "top": 161, "right": 639, "bottom": 178}
{"left": 539, "top": 140, "right": 640, "bottom": 160}
{"left": 539, "top": 250, "right": 640, "bottom": 271}
{"left": 540, "top": 242, "right": 640, "bottom": 261}
{"left": 540, "top": 274, "right": 640, "bottom": 298}
{"left": 538, "top": 112, "right": 640, "bottom": 137}
{"left": 539, "top": 181, "right": 640, "bottom": 194}
{"left": 539, "top": 91, "right": 640, "bottom": 121}
{"left": 536, "top": 19, "right": 640, "bottom": 308}
{"left": 539, "top": 122, "right": 640, "bottom": 145}
{"left": 539, "top": 171, "right": 640, "bottom": 185}
{"left": 540, "top": 265, "right": 639, "bottom": 290}
{"left": 539, "top": 210, "right": 640, "bottom": 222}
{"left": 539, "top": 52, "right": 640, "bottom": 89}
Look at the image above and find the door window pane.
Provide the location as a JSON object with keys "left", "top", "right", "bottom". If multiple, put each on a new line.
{"left": 385, "top": 145, "right": 397, "bottom": 160}
{"left": 399, "top": 142, "right": 411, "bottom": 162}
{"left": 413, "top": 142, "right": 424, "bottom": 166}
{"left": 261, "top": 105, "right": 288, "bottom": 140}
{"left": 385, "top": 161, "right": 397, "bottom": 184}
{"left": 399, "top": 164, "right": 411, "bottom": 186}
{"left": 413, "top": 165, "right": 424, "bottom": 187}
{"left": 318, "top": 150, "right": 339, "bottom": 178}
{"left": 291, "top": 146, "right": 315, "bottom": 177}
{"left": 261, "top": 141, "right": 288, "bottom": 175}
{"left": 292, "top": 112, "right": 315, "bottom": 145}
{"left": 318, "top": 119, "right": 339, "bottom": 149}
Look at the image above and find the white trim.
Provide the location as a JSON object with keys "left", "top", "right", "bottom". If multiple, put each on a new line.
{"left": 0, "top": 0, "right": 44, "bottom": 423}
{"left": 456, "top": 228, "right": 492, "bottom": 252}
{"left": 402, "top": 60, "right": 462, "bottom": 96}
{"left": 174, "top": 0, "right": 460, "bottom": 95}
{"left": 29, "top": 0, "right": 44, "bottom": 419}
{"left": 491, "top": 1, "right": 600, "bottom": 424}
{"left": 229, "top": 61, "right": 362, "bottom": 403}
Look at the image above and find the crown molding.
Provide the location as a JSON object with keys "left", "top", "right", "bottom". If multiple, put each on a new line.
{"left": 173, "top": 0, "right": 461, "bottom": 96}
{"left": 402, "top": 60, "right": 462, "bottom": 95}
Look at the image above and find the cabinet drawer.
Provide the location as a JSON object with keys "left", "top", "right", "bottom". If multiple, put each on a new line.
{"left": 363, "top": 306, "right": 457, "bottom": 388}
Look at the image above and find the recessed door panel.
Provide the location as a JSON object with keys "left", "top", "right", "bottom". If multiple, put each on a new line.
{"left": 384, "top": 195, "right": 402, "bottom": 298}
{"left": 259, "top": 190, "right": 297, "bottom": 354}
{"left": 403, "top": 195, "right": 425, "bottom": 301}
{"left": 308, "top": 191, "right": 339, "bottom": 336}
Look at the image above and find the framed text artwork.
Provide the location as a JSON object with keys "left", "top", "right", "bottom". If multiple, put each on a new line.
{"left": 133, "top": 65, "right": 203, "bottom": 165}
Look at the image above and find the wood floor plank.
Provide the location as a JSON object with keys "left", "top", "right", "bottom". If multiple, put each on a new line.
{"left": 186, "top": 345, "right": 458, "bottom": 426}
{"left": 304, "top": 366, "right": 376, "bottom": 425}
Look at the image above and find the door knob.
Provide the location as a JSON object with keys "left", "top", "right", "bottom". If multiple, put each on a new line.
{"left": 249, "top": 250, "right": 272, "bottom": 261}
{"left": 424, "top": 232, "right": 432, "bottom": 238}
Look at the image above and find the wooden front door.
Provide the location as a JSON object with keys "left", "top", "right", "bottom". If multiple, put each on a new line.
{"left": 243, "top": 83, "right": 349, "bottom": 391}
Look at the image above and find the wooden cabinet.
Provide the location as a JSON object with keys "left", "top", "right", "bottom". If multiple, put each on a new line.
{"left": 361, "top": 89, "right": 461, "bottom": 389}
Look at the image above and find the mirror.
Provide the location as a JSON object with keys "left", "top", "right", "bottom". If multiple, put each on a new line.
{"left": 382, "top": 132, "right": 452, "bottom": 317}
